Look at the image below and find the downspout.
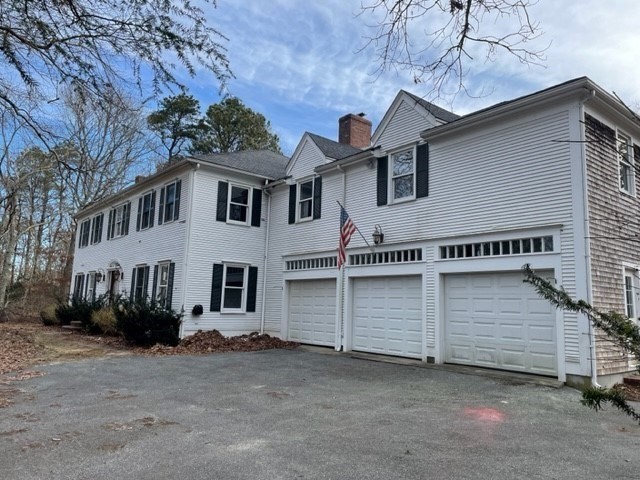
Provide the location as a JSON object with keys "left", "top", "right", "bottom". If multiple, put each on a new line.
{"left": 179, "top": 163, "right": 199, "bottom": 339}
{"left": 335, "top": 165, "right": 347, "bottom": 351}
{"left": 581, "top": 89, "right": 600, "bottom": 387}
{"left": 260, "top": 182, "right": 272, "bottom": 334}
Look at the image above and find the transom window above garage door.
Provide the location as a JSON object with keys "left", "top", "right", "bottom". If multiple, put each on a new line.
{"left": 350, "top": 248, "right": 422, "bottom": 266}
{"left": 439, "top": 236, "right": 554, "bottom": 260}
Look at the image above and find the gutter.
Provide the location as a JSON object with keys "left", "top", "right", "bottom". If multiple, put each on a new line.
{"left": 315, "top": 147, "right": 377, "bottom": 174}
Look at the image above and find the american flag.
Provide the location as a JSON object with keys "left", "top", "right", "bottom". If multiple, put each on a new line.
{"left": 338, "top": 205, "right": 356, "bottom": 269}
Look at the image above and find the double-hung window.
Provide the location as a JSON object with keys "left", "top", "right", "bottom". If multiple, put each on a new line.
{"left": 78, "top": 219, "right": 91, "bottom": 248}
{"left": 86, "top": 272, "right": 97, "bottom": 301}
{"left": 624, "top": 269, "right": 638, "bottom": 319}
{"left": 390, "top": 148, "right": 415, "bottom": 201}
{"left": 131, "top": 265, "right": 149, "bottom": 302}
{"left": 139, "top": 191, "right": 155, "bottom": 230}
{"left": 228, "top": 185, "right": 250, "bottom": 224}
{"left": 222, "top": 265, "right": 246, "bottom": 311}
{"left": 618, "top": 131, "right": 634, "bottom": 195}
{"left": 156, "top": 263, "right": 170, "bottom": 308}
{"left": 114, "top": 204, "right": 127, "bottom": 237}
{"left": 297, "top": 179, "right": 314, "bottom": 221}
{"left": 91, "top": 213, "right": 103, "bottom": 245}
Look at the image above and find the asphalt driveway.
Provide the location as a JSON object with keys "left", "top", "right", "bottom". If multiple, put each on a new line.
{"left": 1, "top": 349, "right": 639, "bottom": 479}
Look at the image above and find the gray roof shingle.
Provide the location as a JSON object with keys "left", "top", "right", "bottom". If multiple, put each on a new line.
{"left": 190, "top": 150, "right": 289, "bottom": 180}
{"left": 403, "top": 91, "right": 460, "bottom": 123}
{"left": 307, "top": 133, "right": 364, "bottom": 160}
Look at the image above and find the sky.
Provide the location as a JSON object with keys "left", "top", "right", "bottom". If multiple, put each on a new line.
{"left": 178, "top": 0, "right": 640, "bottom": 156}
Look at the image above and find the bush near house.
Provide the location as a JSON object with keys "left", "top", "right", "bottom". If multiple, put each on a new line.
{"left": 113, "top": 297, "right": 181, "bottom": 347}
{"left": 40, "top": 304, "right": 58, "bottom": 326}
{"left": 91, "top": 307, "right": 118, "bottom": 335}
{"left": 54, "top": 296, "right": 105, "bottom": 330}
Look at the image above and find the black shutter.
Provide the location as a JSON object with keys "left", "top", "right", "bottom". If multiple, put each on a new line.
{"left": 377, "top": 156, "right": 388, "bottom": 206}
{"left": 96, "top": 214, "right": 103, "bottom": 243}
{"left": 246, "top": 266, "right": 258, "bottom": 313}
{"left": 174, "top": 180, "right": 182, "bottom": 221}
{"left": 251, "top": 188, "right": 262, "bottom": 227}
{"left": 107, "top": 209, "right": 114, "bottom": 240}
{"left": 123, "top": 202, "right": 130, "bottom": 235}
{"left": 149, "top": 191, "right": 156, "bottom": 228}
{"left": 210, "top": 264, "right": 224, "bottom": 312}
{"left": 216, "top": 181, "right": 228, "bottom": 222}
{"left": 136, "top": 197, "right": 142, "bottom": 231}
{"left": 313, "top": 176, "right": 322, "bottom": 220}
{"left": 416, "top": 144, "right": 429, "bottom": 198}
{"left": 151, "top": 265, "right": 158, "bottom": 303}
{"left": 158, "top": 187, "right": 165, "bottom": 225}
{"left": 288, "top": 184, "right": 297, "bottom": 224}
{"left": 142, "top": 266, "right": 150, "bottom": 300}
{"left": 130, "top": 268, "right": 136, "bottom": 301}
{"left": 166, "top": 263, "right": 175, "bottom": 309}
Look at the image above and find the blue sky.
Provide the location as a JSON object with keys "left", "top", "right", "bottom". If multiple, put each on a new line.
{"left": 178, "top": 0, "right": 640, "bottom": 156}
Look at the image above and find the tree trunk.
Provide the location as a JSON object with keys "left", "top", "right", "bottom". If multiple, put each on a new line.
{"left": 0, "top": 192, "right": 18, "bottom": 319}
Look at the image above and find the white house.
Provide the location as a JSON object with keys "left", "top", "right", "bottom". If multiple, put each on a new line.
{"left": 71, "top": 77, "right": 640, "bottom": 387}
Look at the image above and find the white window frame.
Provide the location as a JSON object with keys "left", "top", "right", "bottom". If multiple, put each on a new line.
{"left": 156, "top": 262, "right": 170, "bottom": 308}
{"left": 78, "top": 219, "right": 91, "bottom": 248}
{"left": 389, "top": 146, "right": 416, "bottom": 203}
{"left": 113, "top": 203, "right": 127, "bottom": 238}
{"left": 140, "top": 190, "right": 154, "bottom": 230}
{"left": 163, "top": 181, "right": 179, "bottom": 223}
{"left": 623, "top": 267, "right": 639, "bottom": 320}
{"left": 227, "top": 183, "right": 252, "bottom": 226}
{"left": 297, "top": 178, "right": 314, "bottom": 222}
{"left": 90, "top": 213, "right": 103, "bottom": 245}
{"left": 133, "top": 265, "right": 148, "bottom": 302}
{"left": 221, "top": 263, "right": 247, "bottom": 313}
{"left": 617, "top": 130, "right": 635, "bottom": 196}
{"left": 86, "top": 272, "right": 97, "bottom": 301}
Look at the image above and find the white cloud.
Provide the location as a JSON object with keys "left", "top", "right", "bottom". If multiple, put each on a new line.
{"left": 190, "top": 0, "right": 640, "bottom": 155}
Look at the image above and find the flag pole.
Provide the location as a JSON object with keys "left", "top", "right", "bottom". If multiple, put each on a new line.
{"left": 336, "top": 200, "right": 372, "bottom": 249}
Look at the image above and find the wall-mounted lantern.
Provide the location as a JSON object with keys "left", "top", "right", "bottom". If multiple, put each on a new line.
{"left": 372, "top": 224, "right": 384, "bottom": 245}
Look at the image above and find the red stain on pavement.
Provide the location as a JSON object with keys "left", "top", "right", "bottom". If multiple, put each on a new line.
{"left": 463, "top": 407, "right": 506, "bottom": 423}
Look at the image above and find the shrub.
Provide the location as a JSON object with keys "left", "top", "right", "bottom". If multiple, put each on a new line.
{"left": 55, "top": 296, "right": 105, "bottom": 331}
{"left": 91, "top": 307, "right": 118, "bottom": 336}
{"left": 40, "top": 304, "right": 58, "bottom": 326}
{"left": 113, "top": 297, "right": 181, "bottom": 347}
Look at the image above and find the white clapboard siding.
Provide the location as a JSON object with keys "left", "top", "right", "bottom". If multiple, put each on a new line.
{"left": 181, "top": 166, "right": 268, "bottom": 337}
{"left": 287, "top": 135, "right": 327, "bottom": 179}
{"left": 71, "top": 167, "right": 192, "bottom": 309}
{"left": 375, "top": 97, "right": 439, "bottom": 151}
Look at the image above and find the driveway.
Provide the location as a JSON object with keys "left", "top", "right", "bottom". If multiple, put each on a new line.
{"left": 1, "top": 349, "right": 639, "bottom": 479}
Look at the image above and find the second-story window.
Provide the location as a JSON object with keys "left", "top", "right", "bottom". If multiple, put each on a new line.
{"left": 390, "top": 148, "right": 415, "bottom": 201}
{"left": 78, "top": 219, "right": 91, "bottom": 248}
{"left": 91, "top": 213, "right": 103, "bottom": 245}
{"left": 297, "top": 179, "right": 313, "bottom": 221}
{"left": 228, "top": 185, "right": 250, "bottom": 224}
{"left": 159, "top": 180, "right": 182, "bottom": 224}
{"left": 137, "top": 190, "right": 156, "bottom": 231}
{"left": 107, "top": 202, "right": 131, "bottom": 240}
{"left": 618, "top": 131, "right": 634, "bottom": 195}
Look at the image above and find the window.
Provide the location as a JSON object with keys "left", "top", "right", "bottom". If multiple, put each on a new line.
{"left": 137, "top": 191, "right": 155, "bottom": 231}
{"left": 160, "top": 180, "right": 181, "bottom": 224}
{"left": 91, "top": 214, "right": 103, "bottom": 245}
{"left": 390, "top": 148, "right": 415, "bottom": 201}
{"left": 78, "top": 219, "right": 90, "bottom": 248}
{"left": 86, "top": 272, "right": 97, "bottom": 301}
{"left": 156, "top": 263, "right": 170, "bottom": 307}
{"left": 131, "top": 265, "right": 149, "bottom": 302}
{"left": 624, "top": 270, "right": 637, "bottom": 319}
{"left": 228, "top": 185, "right": 250, "bottom": 224}
{"left": 107, "top": 202, "right": 130, "bottom": 240}
{"left": 210, "top": 263, "right": 258, "bottom": 313}
{"left": 439, "top": 235, "right": 554, "bottom": 259}
{"left": 298, "top": 179, "right": 313, "bottom": 221}
{"left": 618, "top": 131, "right": 634, "bottom": 195}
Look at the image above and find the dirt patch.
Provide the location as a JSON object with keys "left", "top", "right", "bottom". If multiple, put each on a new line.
{"left": 613, "top": 383, "right": 640, "bottom": 402}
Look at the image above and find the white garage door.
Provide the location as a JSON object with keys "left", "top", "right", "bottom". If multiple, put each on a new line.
{"left": 288, "top": 279, "right": 336, "bottom": 346}
{"left": 445, "top": 271, "right": 557, "bottom": 375}
{"left": 352, "top": 276, "right": 422, "bottom": 358}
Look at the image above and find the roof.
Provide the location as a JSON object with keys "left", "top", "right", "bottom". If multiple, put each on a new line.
{"left": 307, "top": 133, "right": 363, "bottom": 160}
{"left": 190, "top": 150, "right": 289, "bottom": 180}
{"left": 402, "top": 91, "right": 460, "bottom": 123}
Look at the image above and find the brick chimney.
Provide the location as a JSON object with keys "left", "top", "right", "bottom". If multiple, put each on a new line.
{"left": 338, "top": 113, "right": 371, "bottom": 149}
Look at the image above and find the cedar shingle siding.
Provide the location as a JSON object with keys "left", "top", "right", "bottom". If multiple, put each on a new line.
{"left": 585, "top": 114, "right": 638, "bottom": 375}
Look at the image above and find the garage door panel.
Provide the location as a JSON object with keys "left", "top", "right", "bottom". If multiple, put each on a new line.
{"left": 352, "top": 276, "right": 422, "bottom": 359}
{"left": 288, "top": 279, "right": 336, "bottom": 346}
{"left": 445, "top": 271, "right": 557, "bottom": 376}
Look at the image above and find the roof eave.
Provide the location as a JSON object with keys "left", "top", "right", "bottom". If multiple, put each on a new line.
{"left": 315, "top": 148, "right": 376, "bottom": 174}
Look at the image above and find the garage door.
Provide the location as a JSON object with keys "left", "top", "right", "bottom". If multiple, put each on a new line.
{"left": 352, "top": 276, "right": 422, "bottom": 358}
{"left": 445, "top": 271, "right": 557, "bottom": 375}
{"left": 288, "top": 279, "right": 336, "bottom": 346}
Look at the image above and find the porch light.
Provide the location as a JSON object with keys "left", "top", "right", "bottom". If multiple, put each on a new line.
{"left": 372, "top": 224, "right": 384, "bottom": 245}
{"left": 96, "top": 269, "right": 105, "bottom": 283}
